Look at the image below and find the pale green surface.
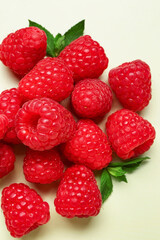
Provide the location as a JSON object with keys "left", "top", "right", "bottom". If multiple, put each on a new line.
{"left": 0, "top": 0, "right": 160, "bottom": 239}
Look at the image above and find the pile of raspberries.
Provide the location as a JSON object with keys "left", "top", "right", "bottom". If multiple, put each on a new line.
{"left": 0, "top": 26, "right": 155, "bottom": 238}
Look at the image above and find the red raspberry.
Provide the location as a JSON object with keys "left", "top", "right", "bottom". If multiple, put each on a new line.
{"left": 1, "top": 183, "right": 50, "bottom": 238}
{"left": 106, "top": 109, "right": 155, "bottom": 160}
{"left": 23, "top": 148, "right": 64, "bottom": 184}
{"left": 18, "top": 57, "right": 74, "bottom": 102}
{"left": 71, "top": 79, "right": 112, "bottom": 118}
{"left": 0, "top": 88, "right": 22, "bottom": 144}
{"left": 0, "top": 143, "right": 15, "bottom": 178}
{"left": 62, "top": 119, "right": 112, "bottom": 170}
{"left": 59, "top": 35, "right": 108, "bottom": 83}
{"left": 54, "top": 165, "right": 102, "bottom": 218}
{"left": 0, "top": 114, "right": 9, "bottom": 139}
{"left": 109, "top": 60, "right": 151, "bottom": 112}
{"left": 15, "top": 98, "right": 76, "bottom": 151}
{"left": 0, "top": 27, "right": 47, "bottom": 77}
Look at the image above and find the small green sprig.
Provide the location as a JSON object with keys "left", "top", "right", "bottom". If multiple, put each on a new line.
{"left": 29, "top": 19, "right": 85, "bottom": 57}
{"left": 100, "top": 157, "right": 150, "bottom": 203}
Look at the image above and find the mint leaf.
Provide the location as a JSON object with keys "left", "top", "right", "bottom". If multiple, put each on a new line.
{"left": 107, "top": 167, "right": 126, "bottom": 177}
{"left": 54, "top": 20, "right": 85, "bottom": 56}
{"left": 122, "top": 156, "right": 150, "bottom": 166}
{"left": 54, "top": 33, "right": 63, "bottom": 43}
{"left": 109, "top": 156, "right": 150, "bottom": 167}
{"left": 123, "top": 162, "right": 144, "bottom": 173}
{"left": 28, "top": 19, "right": 85, "bottom": 57}
{"left": 107, "top": 167, "right": 127, "bottom": 183}
{"left": 100, "top": 157, "right": 149, "bottom": 203}
{"left": 108, "top": 157, "right": 149, "bottom": 174}
{"left": 63, "top": 20, "right": 85, "bottom": 48}
{"left": 100, "top": 169, "right": 113, "bottom": 203}
{"left": 113, "top": 175, "right": 128, "bottom": 183}
{"left": 29, "top": 20, "right": 55, "bottom": 57}
{"left": 54, "top": 34, "right": 65, "bottom": 56}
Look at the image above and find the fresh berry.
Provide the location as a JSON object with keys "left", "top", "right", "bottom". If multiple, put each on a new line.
{"left": 18, "top": 57, "right": 74, "bottom": 102}
{"left": 0, "top": 114, "right": 9, "bottom": 139}
{"left": 109, "top": 60, "right": 151, "bottom": 112}
{"left": 23, "top": 148, "right": 64, "bottom": 184}
{"left": 0, "top": 88, "right": 22, "bottom": 144}
{"left": 106, "top": 109, "right": 156, "bottom": 159}
{"left": 0, "top": 143, "right": 15, "bottom": 178}
{"left": 0, "top": 27, "right": 47, "bottom": 77}
{"left": 59, "top": 35, "right": 108, "bottom": 83}
{"left": 1, "top": 183, "right": 50, "bottom": 238}
{"left": 62, "top": 119, "right": 112, "bottom": 170}
{"left": 71, "top": 79, "right": 112, "bottom": 118}
{"left": 15, "top": 98, "right": 76, "bottom": 151}
{"left": 54, "top": 165, "right": 102, "bottom": 218}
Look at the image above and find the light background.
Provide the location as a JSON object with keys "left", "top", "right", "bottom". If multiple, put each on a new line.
{"left": 0, "top": 0, "right": 160, "bottom": 239}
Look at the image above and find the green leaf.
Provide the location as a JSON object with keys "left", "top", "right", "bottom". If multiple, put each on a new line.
{"left": 63, "top": 20, "right": 85, "bottom": 48}
{"left": 54, "top": 34, "right": 65, "bottom": 56}
{"left": 113, "top": 175, "right": 128, "bottom": 183}
{"left": 100, "top": 169, "right": 113, "bottom": 203}
{"left": 29, "top": 19, "right": 85, "bottom": 57}
{"left": 123, "top": 163, "right": 143, "bottom": 173}
{"left": 109, "top": 156, "right": 150, "bottom": 167}
{"left": 29, "top": 20, "right": 55, "bottom": 57}
{"left": 107, "top": 167, "right": 127, "bottom": 183}
{"left": 108, "top": 156, "right": 149, "bottom": 174}
{"left": 54, "top": 33, "right": 63, "bottom": 43}
{"left": 107, "top": 166, "right": 126, "bottom": 177}
{"left": 123, "top": 156, "right": 150, "bottom": 166}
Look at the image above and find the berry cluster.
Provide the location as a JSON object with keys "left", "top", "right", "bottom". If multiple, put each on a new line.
{"left": 0, "top": 21, "right": 155, "bottom": 238}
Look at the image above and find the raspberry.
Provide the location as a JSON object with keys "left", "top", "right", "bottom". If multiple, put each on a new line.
{"left": 109, "top": 60, "right": 151, "bottom": 112}
{"left": 1, "top": 183, "right": 50, "bottom": 238}
{"left": 18, "top": 57, "right": 74, "bottom": 102}
{"left": 59, "top": 35, "right": 108, "bottom": 83}
{"left": 71, "top": 79, "right": 112, "bottom": 118}
{"left": 54, "top": 165, "right": 102, "bottom": 218}
{"left": 0, "top": 88, "right": 22, "bottom": 144}
{"left": 106, "top": 109, "right": 155, "bottom": 159}
{"left": 0, "top": 114, "right": 9, "bottom": 139}
{"left": 15, "top": 98, "right": 76, "bottom": 151}
{"left": 62, "top": 119, "right": 112, "bottom": 170}
{"left": 0, "top": 143, "right": 15, "bottom": 178}
{"left": 23, "top": 148, "right": 64, "bottom": 184}
{"left": 0, "top": 27, "right": 47, "bottom": 77}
